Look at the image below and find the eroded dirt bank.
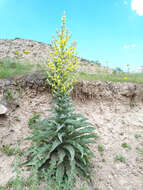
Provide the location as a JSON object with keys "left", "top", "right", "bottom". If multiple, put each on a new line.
{"left": 0, "top": 74, "right": 143, "bottom": 190}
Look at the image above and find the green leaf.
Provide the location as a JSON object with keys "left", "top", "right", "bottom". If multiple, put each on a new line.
{"left": 70, "top": 159, "right": 76, "bottom": 176}
{"left": 75, "top": 137, "right": 97, "bottom": 145}
{"left": 38, "top": 144, "right": 51, "bottom": 154}
{"left": 69, "top": 127, "right": 95, "bottom": 138}
{"left": 63, "top": 145, "right": 75, "bottom": 161}
{"left": 58, "top": 132, "right": 65, "bottom": 143}
{"left": 67, "top": 140, "right": 84, "bottom": 158}
{"left": 65, "top": 161, "right": 71, "bottom": 178}
{"left": 24, "top": 146, "right": 37, "bottom": 156}
{"left": 70, "top": 113, "right": 83, "bottom": 119}
{"left": 81, "top": 134, "right": 98, "bottom": 139}
{"left": 56, "top": 163, "right": 65, "bottom": 181}
{"left": 57, "top": 149, "right": 66, "bottom": 166}
{"left": 76, "top": 161, "right": 89, "bottom": 177}
{"left": 83, "top": 145, "right": 96, "bottom": 158}
{"left": 56, "top": 124, "right": 65, "bottom": 132}
{"left": 49, "top": 139, "right": 61, "bottom": 154}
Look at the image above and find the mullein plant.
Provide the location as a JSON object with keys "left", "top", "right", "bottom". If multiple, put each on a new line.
{"left": 25, "top": 13, "right": 97, "bottom": 189}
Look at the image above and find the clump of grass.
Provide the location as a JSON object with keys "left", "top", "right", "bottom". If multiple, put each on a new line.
{"left": 79, "top": 72, "right": 143, "bottom": 84}
{"left": 0, "top": 58, "right": 34, "bottom": 79}
{"left": 121, "top": 142, "right": 131, "bottom": 150}
{"left": 136, "top": 147, "right": 143, "bottom": 155}
{"left": 14, "top": 116, "right": 21, "bottom": 122}
{"left": 114, "top": 155, "right": 126, "bottom": 163}
{"left": 28, "top": 113, "right": 40, "bottom": 128}
{"left": 5, "top": 89, "right": 14, "bottom": 103}
{"left": 0, "top": 144, "right": 15, "bottom": 156}
{"left": 98, "top": 145, "right": 104, "bottom": 152}
{"left": 135, "top": 134, "right": 142, "bottom": 139}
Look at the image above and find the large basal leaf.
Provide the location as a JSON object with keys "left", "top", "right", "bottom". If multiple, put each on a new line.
{"left": 57, "top": 148, "right": 66, "bottom": 166}
{"left": 58, "top": 132, "right": 65, "bottom": 143}
{"left": 67, "top": 140, "right": 84, "bottom": 158}
{"left": 56, "top": 163, "right": 65, "bottom": 181}
{"left": 56, "top": 123, "right": 65, "bottom": 132}
{"left": 78, "top": 134, "right": 98, "bottom": 139}
{"left": 38, "top": 144, "right": 51, "bottom": 154}
{"left": 63, "top": 145, "right": 75, "bottom": 161}
{"left": 75, "top": 137, "right": 97, "bottom": 145}
{"left": 69, "top": 127, "right": 95, "bottom": 139}
{"left": 69, "top": 113, "right": 83, "bottom": 119}
{"left": 74, "top": 121, "right": 94, "bottom": 129}
{"left": 76, "top": 161, "right": 90, "bottom": 177}
{"left": 82, "top": 145, "right": 96, "bottom": 158}
{"left": 49, "top": 139, "right": 61, "bottom": 155}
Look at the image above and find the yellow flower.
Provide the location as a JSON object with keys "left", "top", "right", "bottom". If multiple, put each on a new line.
{"left": 15, "top": 51, "right": 19, "bottom": 55}
{"left": 23, "top": 50, "right": 31, "bottom": 54}
{"left": 124, "top": 77, "right": 128, "bottom": 80}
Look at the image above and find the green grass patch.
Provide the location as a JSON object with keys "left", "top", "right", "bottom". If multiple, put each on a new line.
{"left": 1, "top": 58, "right": 143, "bottom": 85}
{"left": 79, "top": 72, "right": 143, "bottom": 84}
{"left": 114, "top": 155, "right": 126, "bottom": 163}
{"left": 98, "top": 145, "right": 104, "bottom": 152}
{"left": 135, "top": 134, "right": 142, "bottom": 139}
{"left": 0, "top": 144, "right": 15, "bottom": 156}
{"left": 121, "top": 142, "right": 131, "bottom": 150}
{"left": 0, "top": 58, "right": 35, "bottom": 79}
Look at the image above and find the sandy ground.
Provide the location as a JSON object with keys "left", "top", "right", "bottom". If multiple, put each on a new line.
{"left": 0, "top": 89, "right": 143, "bottom": 190}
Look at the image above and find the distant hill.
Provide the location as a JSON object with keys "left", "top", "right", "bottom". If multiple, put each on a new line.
{"left": 0, "top": 38, "right": 113, "bottom": 74}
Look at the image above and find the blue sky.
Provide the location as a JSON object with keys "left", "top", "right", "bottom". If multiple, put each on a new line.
{"left": 0, "top": 0, "right": 143, "bottom": 71}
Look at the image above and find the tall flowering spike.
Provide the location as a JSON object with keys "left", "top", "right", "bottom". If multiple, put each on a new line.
{"left": 46, "top": 13, "right": 80, "bottom": 95}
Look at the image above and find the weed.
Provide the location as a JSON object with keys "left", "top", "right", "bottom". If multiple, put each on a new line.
{"left": 5, "top": 179, "right": 14, "bottom": 188}
{"left": 0, "top": 144, "right": 15, "bottom": 156}
{"left": 130, "top": 103, "right": 134, "bottom": 108}
{"left": 18, "top": 87, "right": 23, "bottom": 97}
{"left": 114, "top": 155, "right": 126, "bottom": 163}
{"left": 135, "top": 134, "right": 142, "bottom": 139}
{"left": 28, "top": 113, "right": 40, "bottom": 128}
{"left": 136, "top": 147, "right": 143, "bottom": 155}
{"left": 8, "top": 121, "right": 11, "bottom": 127}
{"left": 6, "top": 89, "right": 14, "bottom": 102}
{"left": 121, "top": 120, "right": 126, "bottom": 125}
{"left": 14, "top": 116, "right": 21, "bottom": 122}
{"left": 121, "top": 142, "right": 131, "bottom": 150}
{"left": 99, "top": 178, "right": 102, "bottom": 182}
{"left": 102, "top": 159, "right": 106, "bottom": 162}
{"left": 98, "top": 145, "right": 104, "bottom": 152}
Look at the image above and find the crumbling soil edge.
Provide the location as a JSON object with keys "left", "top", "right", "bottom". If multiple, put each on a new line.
{"left": 0, "top": 73, "right": 143, "bottom": 105}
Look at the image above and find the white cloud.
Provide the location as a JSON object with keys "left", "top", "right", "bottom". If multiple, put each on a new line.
{"left": 123, "top": 44, "right": 137, "bottom": 49}
{"left": 123, "top": 45, "right": 129, "bottom": 49}
{"left": 124, "top": 0, "right": 128, "bottom": 5}
{"left": 131, "top": 0, "right": 143, "bottom": 16}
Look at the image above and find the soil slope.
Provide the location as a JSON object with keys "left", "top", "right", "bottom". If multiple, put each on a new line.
{"left": 0, "top": 75, "right": 143, "bottom": 189}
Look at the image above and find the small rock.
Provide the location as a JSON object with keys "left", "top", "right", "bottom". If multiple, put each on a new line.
{"left": 0, "top": 104, "right": 8, "bottom": 115}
